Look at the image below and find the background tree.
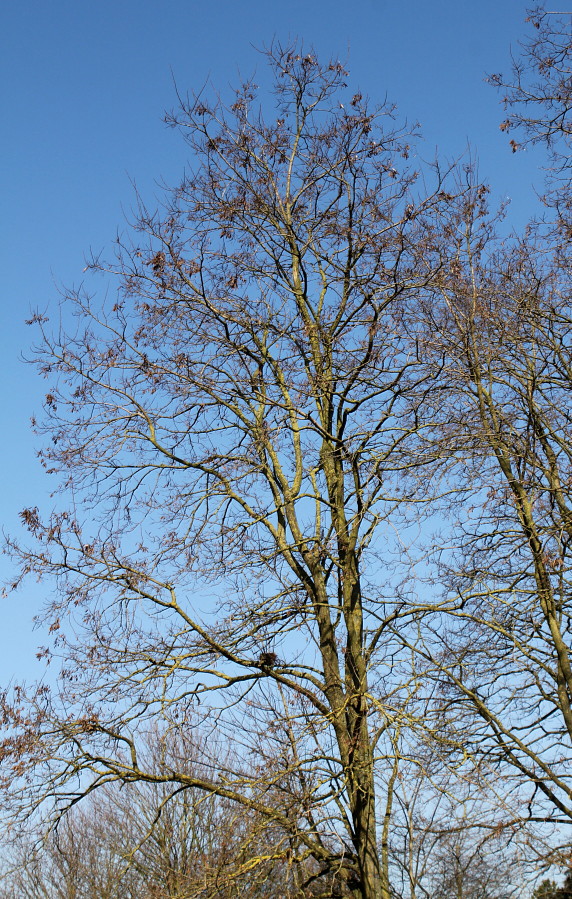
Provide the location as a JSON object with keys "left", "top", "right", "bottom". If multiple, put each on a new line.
{"left": 0, "top": 729, "right": 526, "bottom": 899}
{"left": 0, "top": 808, "right": 141, "bottom": 899}
{"left": 533, "top": 875, "right": 572, "bottom": 899}
{"left": 0, "top": 763, "right": 291, "bottom": 898}
{"left": 490, "top": 6, "right": 572, "bottom": 224}
{"left": 491, "top": 6, "right": 572, "bottom": 152}
{"left": 0, "top": 724, "right": 343, "bottom": 898}
{"left": 376, "top": 715, "right": 528, "bottom": 899}
{"left": 397, "top": 6, "right": 572, "bottom": 862}
{"left": 410, "top": 173, "right": 572, "bottom": 841}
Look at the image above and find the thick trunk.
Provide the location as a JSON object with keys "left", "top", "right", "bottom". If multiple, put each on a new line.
{"left": 347, "top": 716, "right": 388, "bottom": 899}
{"left": 353, "top": 790, "right": 387, "bottom": 899}
{"left": 318, "top": 443, "right": 388, "bottom": 899}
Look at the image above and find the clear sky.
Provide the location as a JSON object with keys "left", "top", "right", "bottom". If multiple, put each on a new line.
{"left": 0, "top": 0, "right": 545, "bottom": 683}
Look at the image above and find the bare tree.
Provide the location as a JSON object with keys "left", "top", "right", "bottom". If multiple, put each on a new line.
{"left": 0, "top": 741, "right": 293, "bottom": 899}
{"left": 411, "top": 172, "right": 572, "bottom": 841}
{"left": 489, "top": 6, "right": 572, "bottom": 224}
{"left": 490, "top": 6, "right": 572, "bottom": 156}
{"left": 0, "top": 45, "right": 464, "bottom": 899}
{"left": 0, "top": 722, "right": 527, "bottom": 899}
{"left": 0, "top": 806, "right": 140, "bottom": 899}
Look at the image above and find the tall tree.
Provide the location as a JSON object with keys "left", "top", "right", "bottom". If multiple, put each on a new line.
{"left": 403, "top": 6, "right": 572, "bottom": 839}
{"left": 0, "top": 46, "right": 462, "bottom": 899}
{"left": 415, "top": 178, "right": 572, "bottom": 834}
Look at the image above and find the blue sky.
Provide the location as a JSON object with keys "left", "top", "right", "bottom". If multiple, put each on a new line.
{"left": 0, "top": 0, "right": 545, "bottom": 682}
